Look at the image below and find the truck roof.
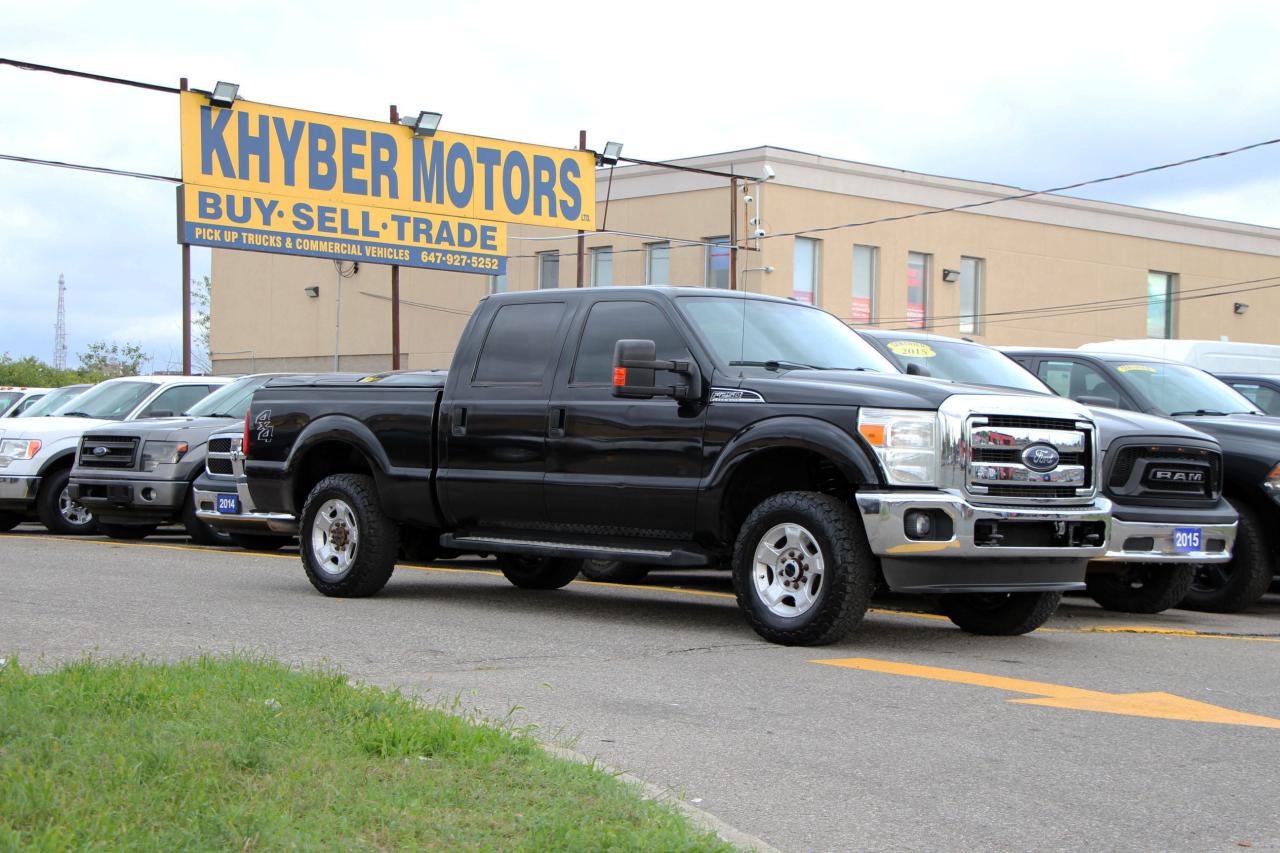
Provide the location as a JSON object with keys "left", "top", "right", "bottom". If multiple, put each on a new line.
{"left": 264, "top": 370, "right": 448, "bottom": 389}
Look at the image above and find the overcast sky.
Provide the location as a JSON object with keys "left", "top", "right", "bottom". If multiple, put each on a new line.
{"left": 3, "top": 1, "right": 1279, "bottom": 369}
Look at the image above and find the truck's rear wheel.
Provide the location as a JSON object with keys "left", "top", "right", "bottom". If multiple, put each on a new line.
{"left": 937, "top": 591, "right": 1061, "bottom": 635}
{"left": 580, "top": 559, "right": 651, "bottom": 584}
{"left": 732, "top": 491, "right": 875, "bottom": 646}
{"left": 1181, "top": 499, "right": 1273, "bottom": 613}
{"left": 498, "top": 555, "right": 581, "bottom": 590}
{"left": 300, "top": 473, "right": 399, "bottom": 597}
{"left": 1085, "top": 563, "right": 1195, "bottom": 614}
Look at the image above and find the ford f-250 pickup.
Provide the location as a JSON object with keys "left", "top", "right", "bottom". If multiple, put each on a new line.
{"left": 244, "top": 287, "right": 1114, "bottom": 645}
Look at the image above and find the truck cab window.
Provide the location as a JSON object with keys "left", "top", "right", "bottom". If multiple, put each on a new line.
{"left": 571, "top": 301, "right": 690, "bottom": 385}
{"left": 473, "top": 302, "right": 566, "bottom": 384}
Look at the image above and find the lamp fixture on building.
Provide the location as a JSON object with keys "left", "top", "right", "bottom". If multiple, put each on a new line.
{"left": 208, "top": 81, "right": 239, "bottom": 108}
{"left": 304, "top": 286, "right": 319, "bottom": 298}
{"left": 1234, "top": 302, "right": 1249, "bottom": 315}
{"left": 942, "top": 268, "right": 961, "bottom": 283}
{"left": 402, "top": 111, "right": 442, "bottom": 136}
{"left": 760, "top": 165, "right": 776, "bottom": 181}
{"left": 598, "top": 141, "right": 623, "bottom": 166}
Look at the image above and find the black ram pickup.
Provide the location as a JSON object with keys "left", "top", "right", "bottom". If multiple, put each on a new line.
{"left": 245, "top": 287, "right": 1115, "bottom": 645}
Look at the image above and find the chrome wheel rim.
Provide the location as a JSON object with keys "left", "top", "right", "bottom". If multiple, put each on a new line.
{"left": 58, "top": 486, "right": 93, "bottom": 527}
{"left": 312, "top": 498, "right": 359, "bottom": 577}
{"left": 752, "top": 522, "right": 824, "bottom": 618}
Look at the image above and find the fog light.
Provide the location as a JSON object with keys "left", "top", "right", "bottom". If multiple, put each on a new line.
{"left": 141, "top": 488, "right": 155, "bottom": 502}
{"left": 905, "top": 510, "right": 932, "bottom": 539}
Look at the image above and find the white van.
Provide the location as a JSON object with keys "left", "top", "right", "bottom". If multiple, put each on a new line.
{"left": 1078, "top": 339, "right": 1280, "bottom": 376}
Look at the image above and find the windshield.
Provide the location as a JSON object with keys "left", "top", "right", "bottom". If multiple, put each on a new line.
{"left": 17, "top": 385, "right": 89, "bottom": 418}
{"left": 1110, "top": 361, "right": 1262, "bottom": 416}
{"left": 872, "top": 336, "right": 1050, "bottom": 393}
{"left": 0, "top": 391, "right": 23, "bottom": 414}
{"left": 185, "top": 375, "right": 269, "bottom": 418}
{"left": 679, "top": 297, "right": 894, "bottom": 372}
{"left": 51, "top": 380, "right": 158, "bottom": 420}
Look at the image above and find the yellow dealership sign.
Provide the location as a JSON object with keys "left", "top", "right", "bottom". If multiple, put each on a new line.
{"left": 178, "top": 92, "right": 596, "bottom": 273}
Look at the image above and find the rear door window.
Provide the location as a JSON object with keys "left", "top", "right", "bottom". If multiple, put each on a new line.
{"left": 1227, "top": 382, "right": 1280, "bottom": 416}
{"left": 472, "top": 302, "right": 567, "bottom": 384}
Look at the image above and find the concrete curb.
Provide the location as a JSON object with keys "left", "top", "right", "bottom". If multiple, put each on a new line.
{"left": 542, "top": 744, "right": 783, "bottom": 853}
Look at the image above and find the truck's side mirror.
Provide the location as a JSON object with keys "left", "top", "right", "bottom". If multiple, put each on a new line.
{"left": 612, "top": 339, "right": 702, "bottom": 402}
{"left": 1075, "top": 395, "right": 1117, "bottom": 409}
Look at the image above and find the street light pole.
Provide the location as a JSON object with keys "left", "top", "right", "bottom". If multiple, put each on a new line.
{"left": 333, "top": 261, "right": 342, "bottom": 371}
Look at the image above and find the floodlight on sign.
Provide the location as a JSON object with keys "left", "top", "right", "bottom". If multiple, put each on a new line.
{"left": 598, "top": 141, "right": 624, "bottom": 166}
{"left": 403, "top": 111, "right": 442, "bottom": 137}
{"left": 209, "top": 81, "right": 239, "bottom": 108}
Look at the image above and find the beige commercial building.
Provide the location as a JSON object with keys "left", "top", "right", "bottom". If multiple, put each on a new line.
{"left": 210, "top": 146, "right": 1280, "bottom": 374}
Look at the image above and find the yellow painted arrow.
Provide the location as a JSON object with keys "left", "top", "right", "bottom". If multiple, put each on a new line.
{"left": 812, "top": 657, "right": 1280, "bottom": 729}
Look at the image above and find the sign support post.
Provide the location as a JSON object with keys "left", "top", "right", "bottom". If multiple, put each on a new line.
{"left": 576, "top": 129, "right": 586, "bottom": 287}
{"left": 389, "top": 104, "right": 401, "bottom": 369}
{"left": 180, "top": 76, "right": 191, "bottom": 374}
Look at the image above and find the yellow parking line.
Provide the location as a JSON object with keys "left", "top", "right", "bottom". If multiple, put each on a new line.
{"left": 5, "top": 533, "right": 1277, "bottom": 644}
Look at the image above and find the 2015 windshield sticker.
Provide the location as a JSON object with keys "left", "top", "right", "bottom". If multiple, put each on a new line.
{"left": 1117, "top": 364, "right": 1158, "bottom": 373}
{"left": 887, "top": 341, "right": 936, "bottom": 358}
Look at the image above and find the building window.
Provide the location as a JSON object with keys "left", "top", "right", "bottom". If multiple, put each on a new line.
{"left": 590, "top": 246, "right": 613, "bottom": 287}
{"left": 851, "top": 245, "right": 877, "bottom": 323}
{"left": 705, "top": 236, "right": 731, "bottom": 289}
{"left": 488, "top": 272, "right": 507, "bottom": 294}
{"left": 1147, "top": 271, "right": 1175, "bottom": 339}
{"left": 646, "top": 242, "right": 670, "bottom": 285}
{"left": 906, "top": 251, "right": 930, "bottom": 329}
{"left": 793, "top": 237, "right": 819, "bottom": 305}
{"left": 958, "top": 256, "right": 983, "bottom": 334}
{"left": 538, "top": 251, "right": 559, "bottom": 289}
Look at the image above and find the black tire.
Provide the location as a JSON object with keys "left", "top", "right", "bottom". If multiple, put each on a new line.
{"left": 96, "top": 523, "right": 159, "bottom": 541}
{"left": 497, "top": 555, "right": 582, "bottom": 590}
{"left": 731, "top": 491, "right": 875, "bottom": 646}
{"left": 300, "top": 473, "right": 399, "bottom": 597}
{"left": 228, "top": 533, "right": 292, "bottom": 552}
{"left": 181, "top": 489, "right": 233, "bottom": 546}
{"left": 1085, "top": 563, "right": 1195, "bottom": 614}
{"left": 0, "top": 511, "right": 21, "bottom": 532}
{"left": 937, "top": 591, "right": 1062, "bottom": 636}
{"left": 580, "top": 559, "right": 651, "bottom": 584}
{"left": 1181, "top": 498, "right": 1274, "bottom": 613}
{"left": 35, "top": 467, "right": 96, "bottom": 535}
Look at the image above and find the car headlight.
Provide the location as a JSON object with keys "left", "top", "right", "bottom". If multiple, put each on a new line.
{"left": 140, "top": 441, "right": 189, "bottom": 472}
{"left": 1264, "top": 463, "right": 1280, "bottom": 504}
{"left": 0, "top": 438, "right": 41, "bottom": 461}
{"left": 857, "top": 408, "right": 938, "bottom": 486}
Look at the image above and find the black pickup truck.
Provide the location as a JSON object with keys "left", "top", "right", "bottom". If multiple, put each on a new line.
{"left": 245, "top": 287, "right": 1115, "bottom": 646}
{"left": 1005, "top": 348, "right": 1280, "bottom": 613}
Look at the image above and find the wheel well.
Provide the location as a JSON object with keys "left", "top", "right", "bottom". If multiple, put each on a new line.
{"left": 292, "top": 441, "right": 374, "bottom": 511}
{"left": 38, "top": 452, "right": 75, "bottom": 478}
{"left": 721, "top": 448, "right": 855, "bottom": 545}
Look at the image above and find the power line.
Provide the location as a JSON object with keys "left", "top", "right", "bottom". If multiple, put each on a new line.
{"left": 0, "top": 57, "right": 179, "bottom": 94}
{"left": 0, "top": 153, "right": 179, "bottom": 183}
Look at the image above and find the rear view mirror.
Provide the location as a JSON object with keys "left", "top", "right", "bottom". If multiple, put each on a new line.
{"left": 1075, "top": 395, "right": 1117, "bottom": 409}
{"left": 148, "top": 410, "right": 175, "bottom": 418}
{"left": 612, "top": 339, "right": 702, "bottom": 401}
{"left": 905, "top": 362, "right": 931, "bottom": 378}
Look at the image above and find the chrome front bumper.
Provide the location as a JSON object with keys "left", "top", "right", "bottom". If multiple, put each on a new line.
{"left": 1094, "top": 518, "right": 1236, "bottom": 563}
{"left": 192, "top": 486, "right": 298, "bottom": 534}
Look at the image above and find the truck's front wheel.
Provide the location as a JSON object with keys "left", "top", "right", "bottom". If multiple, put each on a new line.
{"left": 1085, "top": 563, "right": 1195, "bottom": 613}
{"left": 732, "top": 491, "right": 875, "bottom": 646}
{"left": 1180, "top": 498, "right": 1273, "bottom": 613}
{"left": 937, "top": 591, "right": 1061, "bottom": 635}
{"left": 300, "top": 474, "right": 399, "bottom": 597}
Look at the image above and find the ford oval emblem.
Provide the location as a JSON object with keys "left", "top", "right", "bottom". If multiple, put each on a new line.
{"left": 92, "top": 446, "right": 108, "bottom": 457}
{"left": 1022, "top": 443, "right": 1060, "bottom": 472}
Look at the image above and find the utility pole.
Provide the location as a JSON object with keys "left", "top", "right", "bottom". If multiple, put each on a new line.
{"left": 389, "top": 104, "right": 401, "bottom": 369}
{"left": 180, "top": 76, "right": 192, "bottom": 375}
{"left": 729, "top": 178, "right": 739, "bottom": 290}
{"left": 53, "top": 273, "right": 67, "bottom": 369}
{"left": 333, "top": 261, "right": 343, "bottom": 371}
{"left": 576, "top": 129, "right": 586, "bottom": 287}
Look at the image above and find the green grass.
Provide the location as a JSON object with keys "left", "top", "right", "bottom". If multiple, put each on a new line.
{"left": 0, "top": 656, "right": 734, "bottom": 852}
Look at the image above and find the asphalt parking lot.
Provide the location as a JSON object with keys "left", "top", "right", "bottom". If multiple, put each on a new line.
{"left": 3, "top": 525, "right": 1280, "bottom": 852}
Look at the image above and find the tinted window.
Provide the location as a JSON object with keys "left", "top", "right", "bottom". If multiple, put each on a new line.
{"left": 1109, "top": 361, "right": 1259, "bottom": 416}
{"left": 186, "top": 375, "right": 270, "bottom": 418}
{"left": 139, "top": 385, "right": 213, "bottom": 418}
{"left": 1036, "top": 359, "right": 1126, "bottom": 408}
{"left": 473, "top": 302, "right": 566, "bottom": 384}
{"left": 572, "top": 301, "right": 690, "bottom": 385}
{"left": 1228, "top": 382, "right": 1280, "bottom": 416}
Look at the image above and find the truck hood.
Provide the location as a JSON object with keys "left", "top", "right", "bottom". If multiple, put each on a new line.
{"left": 77, "top": 415, "right": 242, "bottom": 445}
{"left": 1088, "top": 408, "right": 1217, "bottom": 452}
{"left": 738, "top": 369, "right": 1033, "bottom": 408}
{"left": 0, "top": 416, "right": 115, "bottom": 440}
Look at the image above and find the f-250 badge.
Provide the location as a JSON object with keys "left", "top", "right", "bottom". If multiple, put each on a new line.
{"left": 254, "top": 410, "right": 274, "bottom": 443}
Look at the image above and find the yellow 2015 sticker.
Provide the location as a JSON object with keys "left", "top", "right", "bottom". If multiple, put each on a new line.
{"left": 1117, "top": 364, "right": 1158, "bottom": 373}
{"left": 887, "top": 341, "right": 937, "bottom": 358}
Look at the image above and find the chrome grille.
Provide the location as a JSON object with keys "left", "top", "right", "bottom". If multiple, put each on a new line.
{"left": 209, "top": 437, "right": 234, "bottom": 454}
{"left": 204, "top": 434, "right": 241, "bottom": 479}
{"left": 79, "top": 435, "right": 139, "bottom": 469}
{"left": 966, "top": 415, "right": 1093, "bottom": 501}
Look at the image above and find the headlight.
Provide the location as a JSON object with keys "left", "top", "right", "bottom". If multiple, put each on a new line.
{"left": 857, "top": 408, "right": 938, "bottom": 486}
{"left": 1264, "top": 463, "right": 1280, "bottom": 504}
{"left": 0, "top": 438, "right": 41, "bottom": 460}
{"left": 140, "top": 441, "right": 189, "bottom": 472}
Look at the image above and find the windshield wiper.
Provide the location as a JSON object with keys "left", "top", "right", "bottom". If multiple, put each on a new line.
{"left": 61, "top": 411, "right": 92, "bottom": 418}
{"left": 730, "top": 360, "right": 829, "bottom": 371}
{"left": 1169, "top": 409, "right": 1229, "bottom": 417}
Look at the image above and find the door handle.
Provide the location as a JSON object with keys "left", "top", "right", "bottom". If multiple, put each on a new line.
{"left": 451, "top": 406, "right": 468, "bottom": 437}
{"left": 548, "top": 407, "right": 566, "bottom": 438}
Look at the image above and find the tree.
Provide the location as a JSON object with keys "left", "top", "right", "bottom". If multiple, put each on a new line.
{"left": 192, "top": 275, "right": 212, "bottom": 373}
{"left": 77, "top": 341, "right": 149, "bottom": 379}
{"left": 0, "top": 354, "right": 84, "bottom": 386}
